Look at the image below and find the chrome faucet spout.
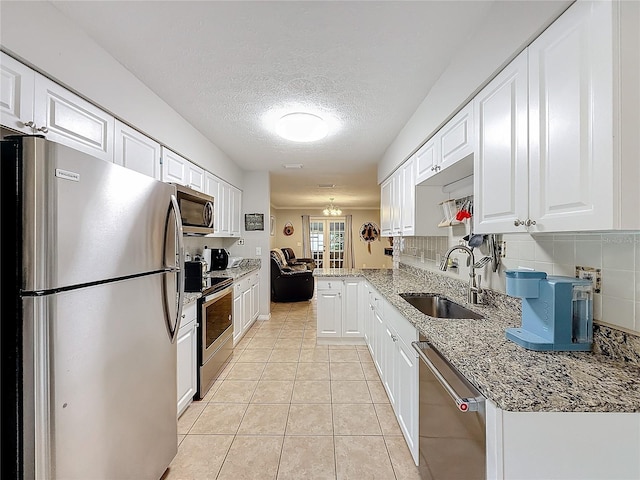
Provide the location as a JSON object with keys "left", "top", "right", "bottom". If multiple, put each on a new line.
{"left": 439, "top": 245, "right": 482, "bottom": 304}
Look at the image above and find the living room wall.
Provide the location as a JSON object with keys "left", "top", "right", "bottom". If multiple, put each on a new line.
{"left": 270, "top": 208, "right": 391, "bottom": 269}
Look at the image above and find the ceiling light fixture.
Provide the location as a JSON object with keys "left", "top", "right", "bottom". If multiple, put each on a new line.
{"left": 282, "top": 163, "right": 303, "bottom": 169}
{"left": 276, "top": 112, "right": 328, "bottom": 142}
{"left": 322, "top": 197, "right": 342, "bottom": 216}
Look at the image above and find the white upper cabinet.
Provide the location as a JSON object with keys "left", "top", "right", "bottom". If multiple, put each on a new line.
{"left": 414, "top": 137, "right": 439, "bottom": 185}
{"left": 391, "top": 170, "right": 402, "bottom": 236}
{"left": 217, "top": 181, "right": 231, "bottom": 236}
{"left": 527, "top": 0, "right": 614, "bottom": 232}
{"left": 380, "top": 177, "right": 393, "bottom": 236}
{"left": 475, "top": 1, "right": 639, "bottom": 233}
{"left": 401, "top": 158, "right": 416, "bottom": 236}
{"left": 34, "top": 74, "right": 114, "bottom": 162}
{"left": 229, "top": 185, "right": 242, "bottom": 237}
{"left": 161, "top": 147, "right": 189, "bottom": 185}
{"left": 187, "top": 163, "right": 205, "bottom": 192}
{"left": 474, "top": 51, "right": 529, "bottom": 233}
{"left": 416, "top": 103, "right": 474, "bottom": 186}
{"left": 114, "top": 120, "right": 161, "bottom": 180}
{"left": 1, "top": 52, "right": 35, "bottom": 134}
{"left": 205, "top": 172, "right": 222, "bottom": 232}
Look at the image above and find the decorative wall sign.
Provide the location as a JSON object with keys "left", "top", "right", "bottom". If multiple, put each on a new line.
{"left": 245, "top": 213, "right": 264, "bottom": 231}
{"left": 359, "top": 222, "right": 380, "bottom": 254}
{"left": 283, "top": 222, "right": 294, "bottom": 236}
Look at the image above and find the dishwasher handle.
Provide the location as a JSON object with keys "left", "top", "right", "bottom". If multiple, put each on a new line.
{"left": 411, "top": 341, "right": 484, "bottom": 413}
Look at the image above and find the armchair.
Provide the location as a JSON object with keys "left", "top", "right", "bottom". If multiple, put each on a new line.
{"left": 281, "top": 247, "right": 316, "bottom": 271}
{"left": 270, "top": 252, "right": 315, "bottom": 302}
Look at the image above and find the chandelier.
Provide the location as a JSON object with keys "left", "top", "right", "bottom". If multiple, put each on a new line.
{"left": 323, "top": 198, "right": 342, "bottom": 216}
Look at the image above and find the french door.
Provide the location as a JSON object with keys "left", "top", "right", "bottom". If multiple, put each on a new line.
{"left": 309, "top": 217, "right": 346, "bottom": 269}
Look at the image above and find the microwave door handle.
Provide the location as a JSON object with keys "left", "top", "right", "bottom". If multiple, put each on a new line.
{"left": 204, "top": 201, "right": 214, "bottom": 228}
{"left": 163, "top": 194, "right": 185, "bottom": 343}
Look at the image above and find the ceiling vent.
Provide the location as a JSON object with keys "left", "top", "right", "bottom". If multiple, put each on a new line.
{"left": 318, "top": 184, "right": 336, "bottom": 188}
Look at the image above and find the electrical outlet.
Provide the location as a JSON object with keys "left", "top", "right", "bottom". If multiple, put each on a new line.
{"left": 497, "top": 241, "right": 506, "bottom": 257}
{"left": 237, "top": 238, "right": 244, "bottom": 245}
{"left": 256, "top": 247, "right": 262, "bottom": 256}
{"left": 575, "top": 266, "right": 601, "bottom": 293}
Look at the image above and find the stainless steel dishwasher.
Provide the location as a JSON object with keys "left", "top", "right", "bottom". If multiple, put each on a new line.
{"left": 412, "top": 337, "right": 486, "bottom": 480}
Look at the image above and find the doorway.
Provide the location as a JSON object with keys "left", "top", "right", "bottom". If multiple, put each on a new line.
{"left": 309, "top": 217, "right": 346, "bottom": 269}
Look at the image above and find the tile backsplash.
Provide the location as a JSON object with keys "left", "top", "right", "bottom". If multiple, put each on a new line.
{"left": 398, "top": 231, "right": 640, "bottom": 334}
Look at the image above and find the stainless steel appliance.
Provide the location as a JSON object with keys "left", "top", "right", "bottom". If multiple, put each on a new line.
{"left": 1, "top": 136, "right": 184, "bottom": 479}
{"left": 184, "top": 260, "right": 208, "bottom": 291}
{"left": 173, "top": 183, "right": 215, "bottom": 235}
{"left": 195, "top": 276, "right": 234, "bottom": 399}
{"left": 412, "top": 337, "right": 486, "bottom": 480}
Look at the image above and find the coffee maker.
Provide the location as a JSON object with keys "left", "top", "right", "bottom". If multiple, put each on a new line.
{"left": 202, "top": 247, "right": 228, "bottom": 271}
{"left": 504, "top": 270, "right": 593, "bottom": 351}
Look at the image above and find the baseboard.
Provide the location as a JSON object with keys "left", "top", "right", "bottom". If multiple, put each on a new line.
{"left": 258, "top": 313, "right": 271, "bottom": 321}
{"left": 316, "top": 337, "right": 366, "bottom": 346}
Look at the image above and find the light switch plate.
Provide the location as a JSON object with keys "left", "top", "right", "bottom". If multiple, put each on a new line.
{"left": 256, "top": 247, "right": 262, "bottom": 256}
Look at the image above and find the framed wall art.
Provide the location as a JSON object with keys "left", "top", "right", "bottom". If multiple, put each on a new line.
{"left": 244, "top": 213, "right": 264, "bottom": 231}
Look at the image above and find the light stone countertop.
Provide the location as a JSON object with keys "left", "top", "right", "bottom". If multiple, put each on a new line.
{"left": 314, "top": 266, "right": 640, "bottom": 413}
{"left": 182, "top": 259, "right": 261, "bottom": 305}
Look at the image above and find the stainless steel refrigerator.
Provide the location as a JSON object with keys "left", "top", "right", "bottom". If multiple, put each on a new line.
{"left": 1, "top": 136, "right": 185, "bottom": 479}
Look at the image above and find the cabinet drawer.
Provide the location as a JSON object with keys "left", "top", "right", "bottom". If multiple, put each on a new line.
{"left": 181, "top": 301, "right": 198, "bottom": 326}
{"left": 317, "top": 279, "right": 342, "bottom": 291}
{"left": 383, "top": 302, "right": 418, "bottom": 347}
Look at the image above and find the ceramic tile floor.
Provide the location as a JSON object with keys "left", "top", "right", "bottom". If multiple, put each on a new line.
{"left": 162, "top": 296, "right": 422, "bottom": 480}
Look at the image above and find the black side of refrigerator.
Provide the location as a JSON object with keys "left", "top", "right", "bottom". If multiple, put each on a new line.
{"left": 1, "top": 136, "right": 25, "bottom": 479}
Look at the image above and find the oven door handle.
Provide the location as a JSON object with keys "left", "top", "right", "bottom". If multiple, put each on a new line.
{"left": 163, "top": 194, "right": 185, "bottom": 343}
{"left": 411, "top": 341, "right": 484, "bottom": 413}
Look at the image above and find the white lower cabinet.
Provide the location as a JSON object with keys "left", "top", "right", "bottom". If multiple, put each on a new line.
{"left": 486, "top": 400, "right": 640, "bottom": 480}
{"left": 317, "top": 278, "right": 364, "bottom": 341}
{"left": 233, "top": 272, "right": 260, "bottom": 345}
{"left": 176, "top": 302, "right": 197, "bottom": 417}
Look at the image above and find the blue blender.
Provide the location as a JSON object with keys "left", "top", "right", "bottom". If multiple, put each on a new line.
{"left": 505, "top": 270, "right": 593, "bottom": 351}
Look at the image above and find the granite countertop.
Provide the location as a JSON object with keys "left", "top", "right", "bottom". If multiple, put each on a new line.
{"left": 315, "top": 266, "right": 640, "bottom": 413}
{"left": 182, "top": 259, "right": 261, "bottom": 305}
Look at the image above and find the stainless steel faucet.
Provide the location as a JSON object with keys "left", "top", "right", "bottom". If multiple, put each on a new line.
{"left": 440, "top": 245, "right": 482, "bottom": 304}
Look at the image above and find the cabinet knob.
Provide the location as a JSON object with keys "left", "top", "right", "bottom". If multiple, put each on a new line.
{"left": 430, "top": 166, "right": 436, "bottom": 172}
{"left": 525, "top": 219, "right": 537, "bottom": 227}
{"left": 181, "top": 314, "right": 186, "bottom": 318}
{"left": 36, "top": 126, "right": 49, "bottom": 133}
{"left": 391, "top": 334, "right": 398, "bottom": 342}
{"left": 22, "top": 121, "right": 35, "bottom": 129}
{"left": 514, "top": 219, "right": 525, "bottom": 227}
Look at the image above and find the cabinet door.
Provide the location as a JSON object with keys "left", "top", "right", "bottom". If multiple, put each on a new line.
{"left": 233, "top": 292, "right": 243, "bottom": 345}
{"left": 401, "top": 158, "right": 416, "bottom": 236}
{"left": 242, "top": 288, "right": 252, "bottom": 331}
{"left": 372, "top": 309, "right": 384, "bottom": 378}
{"left": 381, "top": 324, "right": 397, "bottom": 408}
{"left": 204, "top": 173, "right": 221, "bottom": 233}
{"left": 317, "top": 285, "right": 342, "bottom": 338}
{"left": 380, "top": 178, "right": 393, "bottom": 236}
{"left": 161, "top": 147, "right": 188, "bottom": 185}
{"left": 439, "top": 103, "right": 474, "bottom": 170}
{"left": 114, "top": 120, "right": 161, "bottom": 179}
{"left": 342, "top": 279, "right": 362, "bottom": 337}
{"left": 251, "top": 279, "right": 260, "bottom": 321}
{"left": 34, "top": 74, "right": 114, "bottom": 162}
{"left": 187, "top": 163, "right": 205, "bottom": 192}
{"left": 218, "top": 182, "right": 231, "bottom": 236}
{"left": 528, "top": 1, "right": 614, "bottom": 232}
{"left": 176, "top": 319, "right": 197, "bottom": 417}
{"left": 229, "top": 186, "right": 242, "bottom": 237}
{"left": 1, "top": 52, "right": 34, "bottom": 134}
{"left": 415, "top": 137, "right": 440, "bottom": 185}
{"left": 391, "top": 171, "right": 402, "bottom": 236}
{"left": 395, "top": 339, "right": 419, "bottom": 464}
{"left": 474, "top": 51, "right": 529, "bottom": 234}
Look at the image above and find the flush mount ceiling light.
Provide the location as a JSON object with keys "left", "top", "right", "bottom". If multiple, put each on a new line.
{"left": 322, "top": 197, "right": 342, "bottom": 216}
{"left": 276, "top": 112, "right": 329, "bottom": 142}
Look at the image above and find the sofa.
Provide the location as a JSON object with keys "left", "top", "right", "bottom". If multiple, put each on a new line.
{"left": 280, "top": 247, "right": 316, "bottom": 271}
{"left": 270, "top": 252, "right": 315, "bottom": 302}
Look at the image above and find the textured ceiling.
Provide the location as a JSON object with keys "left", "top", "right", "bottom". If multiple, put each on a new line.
{"left": 51, "top": 0, "right": 495, "bottom": 209}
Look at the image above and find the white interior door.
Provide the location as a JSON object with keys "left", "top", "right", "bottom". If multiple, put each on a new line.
{"left": 310, "top": 217, "right": 346, "bottom": 268}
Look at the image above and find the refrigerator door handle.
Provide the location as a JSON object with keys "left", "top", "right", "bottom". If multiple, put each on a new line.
{"left": 163, "top": 194, "right": 185, "bottom": 343}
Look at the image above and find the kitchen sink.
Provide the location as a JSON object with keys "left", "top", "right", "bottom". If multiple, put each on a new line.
{"left": 399, "top": 293, "right": 483, "bottom": 319}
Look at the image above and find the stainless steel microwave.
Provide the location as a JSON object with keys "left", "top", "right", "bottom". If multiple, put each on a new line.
{"left": 172, "top": 184, "right": 215, "bottom": 235}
